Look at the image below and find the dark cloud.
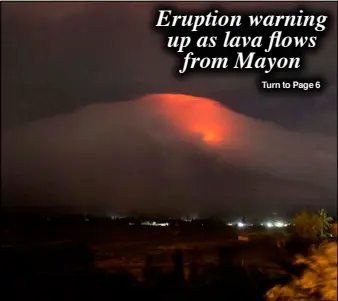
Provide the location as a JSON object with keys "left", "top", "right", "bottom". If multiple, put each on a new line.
{"left": 1, "top": 3, "right": 336, "bottom": 215}
{"left": 1, "top": 2, "right": 337, "bottom": 135}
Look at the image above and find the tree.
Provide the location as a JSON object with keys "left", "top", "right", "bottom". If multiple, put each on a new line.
{"left": 266, "top": 241, "right": 337, "bottom": 301}
{"left": 317, "top": 209, "right": 333, "bottom": 237}
{"left": 292, "top": 211, "right": 322, "bottom": 239}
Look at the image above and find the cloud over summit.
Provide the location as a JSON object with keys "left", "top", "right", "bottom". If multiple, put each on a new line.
{"left": 2, "top": 94, "right": 336, "bottom": 214}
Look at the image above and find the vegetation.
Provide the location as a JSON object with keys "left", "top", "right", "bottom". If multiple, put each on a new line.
{"left": 318, "top": 209, "right": 334, "bottom": 238}
{"left": 292, "top": 210, "right": 323, "bottom": 239}
{"left": 291, "top": 209, "right": 334, "bottom": 239}
{"left": 266, "top": 241, "right": 337, "bottom": 301}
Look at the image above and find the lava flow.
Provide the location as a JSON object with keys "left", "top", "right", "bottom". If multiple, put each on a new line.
{"left": 152, "top": 94, "right": 227, "bottom": 145}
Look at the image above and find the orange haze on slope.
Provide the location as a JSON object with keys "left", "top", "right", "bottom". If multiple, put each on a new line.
{"left": 152, "top": 94, "right": 229, "bottom": 145}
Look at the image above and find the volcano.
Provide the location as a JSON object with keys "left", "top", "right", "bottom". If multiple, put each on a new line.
{"left": 1, "top": 94, "right": 336, "bottom": 214}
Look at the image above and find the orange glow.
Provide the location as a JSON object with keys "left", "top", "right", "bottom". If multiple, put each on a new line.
{"left": 152, "top": 94, "right": 227, "bottom": 145}
{"left": 203, "top": 132, "right": 219, "bottom": 143}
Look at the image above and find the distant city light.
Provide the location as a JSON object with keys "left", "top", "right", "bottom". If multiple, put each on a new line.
{"left": 237, "top": 222, "right": 245, "bottom": 228}
{"left": 141, "top": 221, "right": 169, "bottom": 227}
{"left": 157, "top": 222, "right": 169, "bottom": 227}
{"left": 263, "top": 221, "right": 289, "bottom": 228}
{"left": 274, "top": 221, "right": 284, "bottom": 228}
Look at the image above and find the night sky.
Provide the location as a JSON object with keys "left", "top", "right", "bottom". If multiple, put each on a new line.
{"left": 1, "top": 2, "right": 337, "bottom": 216}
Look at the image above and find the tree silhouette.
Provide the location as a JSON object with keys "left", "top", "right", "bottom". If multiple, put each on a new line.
{"left": 292, "top": 211, "right": 322, "bottom": 239}
{"left": 317, "top": 209, "right": 333, "bottom": 238}
{"left": 266, "top": 241, "right": 337, "bottom": 301}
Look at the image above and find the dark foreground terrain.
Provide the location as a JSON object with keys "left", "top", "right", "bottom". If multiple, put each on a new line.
{"left": 2, "top": 217, "right": 314, "bottom": 301}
